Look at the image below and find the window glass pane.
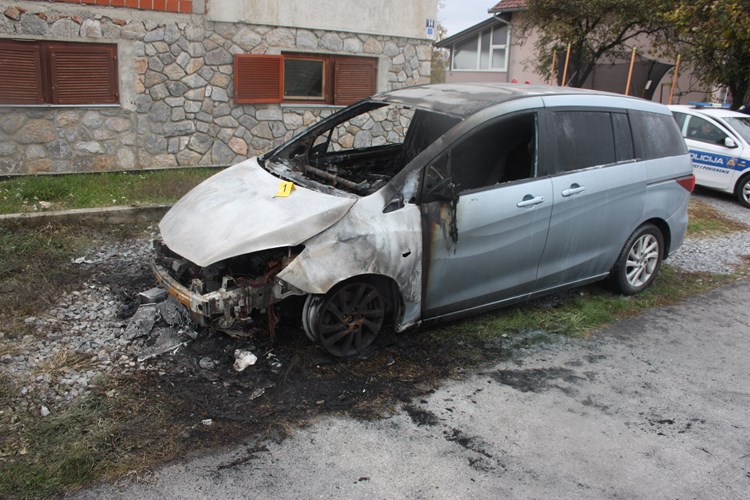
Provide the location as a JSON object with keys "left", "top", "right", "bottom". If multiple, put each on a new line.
{"left": 284, "top": 59, "right": 323, "bottom": 98}
{"left": 612, "top": 113, "right": 635, "bottom": 161}
{"left": 554, "top": 111, "right": 615, "bottom": 171}
{"left": 672, "top": 111, "right": 688, "bottom": 134}
{"left": 491, "top": 49, "right": 506, "bottom": 69}
{"left": 480, "top": 29, "right": 491, "bottom": 69}
{"left": 725, "top": 117, "right": 750, "bottom": 143}
{"left": 633, "top": 111, "right": 688, "bottom": 159}
{"left": 492, "top": 24, "right": 508, "bottom": 45}
{"left": 454, "top": 36, "right": 478, "bottom": 70}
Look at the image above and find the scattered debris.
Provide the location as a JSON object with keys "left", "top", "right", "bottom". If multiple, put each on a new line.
{"left": 123, "top": 304, "right": 158, "bottom": 340}
{"left": 139, "top": 287, "right": 167, "bottom": 304}
{"left": 201, "top": 419, "right": 213, "bottom": 426}
{"left": 73, "top": 257, "right": 96, "bottom": 264}
{"left": 40, "top": 405, "right": 50, "bottom": 417}
{"left": 233, "top": 349, "right": 258, "bottom": 372}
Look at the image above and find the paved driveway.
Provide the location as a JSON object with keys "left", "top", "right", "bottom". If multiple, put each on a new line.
{"left": 77, "top": 279, "right": 750, "bottom": 499}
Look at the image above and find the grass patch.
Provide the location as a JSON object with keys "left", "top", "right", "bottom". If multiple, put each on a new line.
{"left": 0, "top": 374, "right": 180, "bottom": 499}
{"left": 688, "top": 198, "right": 749, "bottom": 236}
{"left": 0, "top": 168, "right": 218, "bottom": 214}
{"left": 424, "top": 265, "right": 738, "bottom": 363}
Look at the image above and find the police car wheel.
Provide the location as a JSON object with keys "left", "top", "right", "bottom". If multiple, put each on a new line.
{"left": 736, "top": 175, "right": 750, "bottom": 208}
{"left": 609, "top": 223, "right": 664, "bottom": 295}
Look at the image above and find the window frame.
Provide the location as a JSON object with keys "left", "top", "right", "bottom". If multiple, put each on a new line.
{"left": 234, "top": 52, "right": 377, "bottom": 106}
{"left": 0, "top": 38, "right": 119, "bottom": 106}
{"left": 450, "top": 23, "right": 510, "bottom": 73}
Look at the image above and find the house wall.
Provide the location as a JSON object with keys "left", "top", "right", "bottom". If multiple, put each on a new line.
{"left": 443, "top": 11, "right": 713, "bottom": 103}
{"left": 0, "top": 0, "right": 433, "bottom": 174}
{"left": 208, "top": 0, "right": 436, "bottom": 40}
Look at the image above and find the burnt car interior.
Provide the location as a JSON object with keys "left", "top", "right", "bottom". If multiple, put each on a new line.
{"left": 267, "top": 102, "right": 461, "bottom": 196}
{"left": 423, "top": 112, "right": 537, "bottom": 198}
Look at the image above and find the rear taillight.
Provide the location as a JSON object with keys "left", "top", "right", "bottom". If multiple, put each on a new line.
{"left": 677, "top": 174, "right": 695, "bottom": 192}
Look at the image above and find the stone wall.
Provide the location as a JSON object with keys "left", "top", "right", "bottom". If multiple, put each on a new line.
{"left": 0, "top": 2, "right": 432, "bottom": 174}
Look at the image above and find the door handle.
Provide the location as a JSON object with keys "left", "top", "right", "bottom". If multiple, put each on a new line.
{"left": 517, "top": 195, "right": 545, "bottom": 207}
{"left": 562, "top": 184, "right": 586, "bottom": 197}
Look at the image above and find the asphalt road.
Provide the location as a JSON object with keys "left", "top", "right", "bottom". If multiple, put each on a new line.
{"left": 77, "top": 279, "right": 750, "bottom": 499}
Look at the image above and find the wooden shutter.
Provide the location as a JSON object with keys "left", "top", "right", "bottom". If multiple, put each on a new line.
{"left": 0, "top": 39, "right": 45, "bottom": 104}
{"left": 48, "top": 43, "right": 119, "bottom": 105}
{"left": 333, "top": 56, "right": 377, "bottom": 105}
{"left": 234, "top": 54, "right": 283, "bottom": 104}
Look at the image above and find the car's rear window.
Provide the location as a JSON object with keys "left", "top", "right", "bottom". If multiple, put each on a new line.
{"left": 632, "top": 111, "right": 687, "bottom": 160}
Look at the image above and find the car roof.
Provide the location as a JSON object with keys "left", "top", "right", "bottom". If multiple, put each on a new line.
{"left": 668, "top": 104, "right": 748, "bottom": 119}
{"left": 372, "top": 83, "right": 645, "bottom": 118}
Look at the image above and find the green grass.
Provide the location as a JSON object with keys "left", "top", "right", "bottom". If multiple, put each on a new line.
{"left": 0, "top": 375, "right": 178, "bottom": 499}
{"left": 0, "top": 168, "right": 219, "bottom": 214}
{"left": 424, "top": 265, "right": 740, "bottom": 363}
{"left": 688, "top": 198, "right": 749, "bottom": 236}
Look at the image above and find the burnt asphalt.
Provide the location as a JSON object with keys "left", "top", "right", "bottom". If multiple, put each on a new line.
{"left": 76, "top": 278, "right": 750, "bottom": 499}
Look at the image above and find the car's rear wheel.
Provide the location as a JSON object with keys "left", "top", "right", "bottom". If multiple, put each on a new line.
{"left": 303, "top": 280, "right": 386, "bottom": 357}
{"left": 609, "top": 223, "right": 664, "bottom": 295}
{"left": 736, "top": 174, "right": 750, "bottom": 208}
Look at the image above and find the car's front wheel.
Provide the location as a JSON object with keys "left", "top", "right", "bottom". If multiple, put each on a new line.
{"left": 736, "top": 174, "right": 750, "bottom": 208}
{"left": 302, "top": 280, "right": 386, "bottom": 357}
{"left": 609, "top": 223, "right": 664, "bottom": 295}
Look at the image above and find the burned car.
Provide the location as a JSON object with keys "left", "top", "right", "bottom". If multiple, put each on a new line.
{"left": 153, "top": 83, "right": 694, "bottom": 357}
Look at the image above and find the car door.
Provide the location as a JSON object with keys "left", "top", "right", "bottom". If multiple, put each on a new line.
{"left": 682, "top": 114, "right": 740, "bottom": 190}
{"left": 420, "top": 110, "right": 553, "bottom": 317}
{"left": 535, "top": 109, "right": 646, "bottom": 289}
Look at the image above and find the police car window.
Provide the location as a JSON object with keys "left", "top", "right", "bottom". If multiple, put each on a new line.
{"left": 553, "top": 111, "right": 615, "bottom": 171}
{"left": 687, "top": 116, "right": 727, "bottom": 145}
{"left": 725, "top": 117, "right": 750, "bottom": 143}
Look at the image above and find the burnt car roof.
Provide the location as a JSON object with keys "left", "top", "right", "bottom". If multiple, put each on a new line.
{"left": 371, "top": 83, "right": 622, "bottom": 118}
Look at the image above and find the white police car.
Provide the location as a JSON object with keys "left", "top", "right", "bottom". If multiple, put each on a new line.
{"left": 670, "top": 104, "right": 750, "bottom": 207}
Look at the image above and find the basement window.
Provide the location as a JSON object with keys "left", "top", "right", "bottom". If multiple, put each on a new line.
{"left": 0, "top": 38, "right": 119, "bottom": 105}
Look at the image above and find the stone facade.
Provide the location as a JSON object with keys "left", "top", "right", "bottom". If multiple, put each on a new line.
{"left": 0, "top": 2, "right": 433, "bottom": 174}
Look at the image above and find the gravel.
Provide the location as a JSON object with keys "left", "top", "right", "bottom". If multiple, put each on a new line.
{"left": 668, "top": 191, "right": 750, "bottom": 274}
{"left": 1, "top": 191, "right": 748, "bottom": 416}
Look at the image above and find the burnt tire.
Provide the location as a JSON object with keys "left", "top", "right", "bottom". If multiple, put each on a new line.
{"left": 609, "top": 223, "right": 664, "bottom": 295}
{"left": 305, "top": 281, "right": 386, "bottom": 357}
{"left": 736, "top": 174, "right": 750, "bottom": 208}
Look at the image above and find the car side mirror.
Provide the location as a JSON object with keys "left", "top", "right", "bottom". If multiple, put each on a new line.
{"left": 724, "top": 137, "right": 738, "bottom": 149}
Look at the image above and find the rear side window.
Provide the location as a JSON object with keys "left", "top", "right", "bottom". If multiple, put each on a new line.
{"left": 612, "top": 112, "right": 635, "bottom": 162}
{"left": 632, "top": 111, "right": 688, "bottom": 160}
{"left": 552, "top": 111, "right": 616, "bottom": 171}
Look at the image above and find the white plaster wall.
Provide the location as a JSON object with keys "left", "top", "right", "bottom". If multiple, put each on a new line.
{"left": 208, "top": 0, "right": 437, "bottom": 40}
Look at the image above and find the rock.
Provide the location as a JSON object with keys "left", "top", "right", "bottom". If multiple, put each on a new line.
{"left": 233, "top": 349, "right": 257, "bottom": 372}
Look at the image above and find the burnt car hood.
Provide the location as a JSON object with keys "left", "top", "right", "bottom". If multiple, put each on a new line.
{"left": 159, "top": 158, "right": 357, "bottom": 267}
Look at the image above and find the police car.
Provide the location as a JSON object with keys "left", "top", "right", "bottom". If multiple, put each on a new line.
{"left": 669, "top": 104, "right": 750, "bottom": 207}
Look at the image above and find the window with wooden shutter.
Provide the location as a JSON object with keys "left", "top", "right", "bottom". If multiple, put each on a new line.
{"left": 333, "top": 56, "right": 377, "bottom": 105}
{"left": 0, "top": 39, "right": 119, "bottom": 105}
{"left": 0, "top": 39, "right": 45, "bottom": 104}
{"left": 49, "top": 43, "right": 118, "bottom": 104}
{"left": 234, "top": 54, "right": 283, "bottom": 104}
{"left": 234, "top": 52, "right": 376, "bottom": 105}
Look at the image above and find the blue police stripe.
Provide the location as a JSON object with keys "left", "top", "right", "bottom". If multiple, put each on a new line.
{"left": 689, "top": 149, "right": 747, "bottom": 172}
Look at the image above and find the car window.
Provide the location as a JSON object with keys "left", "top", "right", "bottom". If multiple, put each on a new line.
{"left": 631, "top": 111, "right": 688, "bottom": 160}
{"left": 686, "top": 116, "right": 728, "bottom": 145}
{"left": 553, "top": 111, "right": 616, "bottom": 171}
{"left": 724, "top": 116, "right": 750, "bottom": 143}
{"left": 672, "top": 111, "right": 688, "bottom": 134}
{"left": 612, "top": 112, "right": 635, "bottom": 162}
{"left": 425, "top": 112, "right": 537, "bottom": 194}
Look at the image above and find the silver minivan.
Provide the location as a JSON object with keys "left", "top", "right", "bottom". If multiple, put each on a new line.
{"left": 153, "top": 83, "right": 695, "bottom": 356}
